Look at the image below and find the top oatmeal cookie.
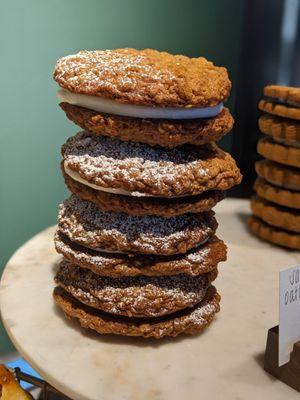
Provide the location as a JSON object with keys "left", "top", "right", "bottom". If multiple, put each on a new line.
{"left": 54, "top": 48, "right": 231, "bottom": 107}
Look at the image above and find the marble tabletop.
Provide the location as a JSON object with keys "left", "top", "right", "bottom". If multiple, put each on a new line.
{"left": 1, "top": 199, "right": 300, "bottom": 400}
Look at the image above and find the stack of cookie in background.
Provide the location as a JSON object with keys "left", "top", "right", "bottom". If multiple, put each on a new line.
{"left": 52, "top": 48, "right": 242, "bottom": 339}
{"left": 249, "top": 85, "right": 300, "bottom": 250}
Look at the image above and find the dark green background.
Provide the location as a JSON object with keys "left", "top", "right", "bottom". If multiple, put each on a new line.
{"left": 0, "top": 0, "right": 242, "bottom": 354}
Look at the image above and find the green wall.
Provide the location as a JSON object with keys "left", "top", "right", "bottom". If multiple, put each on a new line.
{"left": 0, "top": 0, "right": 242, "bottom": 354}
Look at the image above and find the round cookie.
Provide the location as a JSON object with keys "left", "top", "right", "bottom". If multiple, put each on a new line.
{"left": 55, "top": 260, "right": 217, "bottom": 318}
{"left": 54, "top": 48, "right": 230, "bottom": 108}
{"left": 255, "top": 160, "right": 300, "bottom": 191}
{"left": 251, "top": 195, "right": 300, "bottom": 233}
{"left": 257, "top": 137, "right": 300, "bottom": 168}
{"left": 258, "top": 114, "right": 300, "bottom": 147}
{"left": 254, "top": 177, "right": 300, "bottom": 210}
{"left": 264, "top": 85, "right": 300, "bottom": 106}
{"left": 258, "top": 99, "right": 300, "bottom": 121}
{"left": 62, "top": 131, "right": 242, "bottom": 197}
{"left": 60, "top": 102, "right": 234, "bottom": 148}
{"left": 55, "top": 231, "right": 227, "bottom": 277}
{"left": 248, "top": 216, "right": 300, "bottom": 250}
{"left": 53, "top": 286, "right": 220, "bottom": 339}
{"left": 63, "top": 169, "right": 225, "bottom": 217}
{"left": 58, "top": 195, "right": 218, "bottom": 256}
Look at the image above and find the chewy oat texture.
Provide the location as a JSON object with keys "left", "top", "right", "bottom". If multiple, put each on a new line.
{"left": 55, "top": 231, "right": 227, "bottom": 278}
{"left": 54, "top": 48, "right": 231, "bottom": 107}
{"left": 60, "top": 103, "right": 234, "bottom": 148}
{"left": 53, "top": 286, "right": 221, "bottom": 339}
{"left": 55, "top": 260, "right": 217, "bottom": 318}
{"left": 58, "top": 195, "right": 217, "bottom": 255}
{"left": 63, "top": 167, "right": 225, "bottom": 217}
{"left": 62, "top": 131, "right": 241, "bottom": 197}
{"left": 53, "top": 48, "right": 242, "bottom": 338}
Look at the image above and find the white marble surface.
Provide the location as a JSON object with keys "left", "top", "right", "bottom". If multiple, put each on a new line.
{"left": 1, "top": 199, "right": 300, "bottom": 400}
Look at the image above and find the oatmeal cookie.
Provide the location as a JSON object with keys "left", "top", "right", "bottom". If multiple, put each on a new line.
{"left": 54, "top": 48, "right": 231, "bottom": 108}
{"left": 58, "top": 195, "right": 218, "bottom": 255}
{"left": 53, "top": 285, "right": 220, "bottom": 338}
{"left": 54, "top": 231, "right": 227, "bottom": 277}
{"left": 62, "top": 131, "right": 242, "bottom": 197}
{"left": 63, "top": 168, "right": 225, "bottom": 217}
{"left": 55, "top": 260, "right": 217, "bottom": 318}
{"left": 60, "top": 102, "right": 233, "bottom": 148}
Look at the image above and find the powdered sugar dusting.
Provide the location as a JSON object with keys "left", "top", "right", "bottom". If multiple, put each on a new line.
{"left": 58, "top": 195, "right": 216, "bottom": 255}
{"left": 62, "top": 131, "right": 217, "bottom": 197}
{"left": 55, "top": 261, "right": 215, "bottom": 317}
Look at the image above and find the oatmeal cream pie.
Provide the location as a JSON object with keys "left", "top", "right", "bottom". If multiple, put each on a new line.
{"left": 248, "top": 216, "right": 300, "bottom": 250}
{"left": 54, "top": 48, "right": 231, "bottom": 119}
{"left": 63, "top": 167, "right": 225, "bottom": 217}
{"left": 55, "top": 260, "right": 217, "bottom": 318}
{"left": 254, "top": 177, "right": 300, "bottom": 210}
{"left": 62, "top": 131, "right": 242, "bottom": 198}
{"left": 53, "top": 285, "right": 220, "bottom": 339}
{"left": 59, "top": 102, "right": 233, "bottom": 148}
{"left": 257, "top": 137, "right": 300, "bottom": 168}
{"left": 58, "top": 195, "right": 218, "bottom": 256}
{"left": 259, "top": 114, "right": 300, "bottom": 147}
{"left": 55, "top": 231, "right": 227, "bottom": 277}
{"left": 255, "top": 159, "right": 300, "bottom": 191}
{"left": 251, "top": 195, "right": 300, "bottom": 233}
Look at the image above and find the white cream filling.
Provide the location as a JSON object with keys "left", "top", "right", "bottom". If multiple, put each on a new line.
{"left": 65, "top": 164, "right": 190, "bottom": 198}
{"left": 58, "top": 89, "right": 223, "bottom": 120}
{"left": 64, "top": 164, "right": 155, "bottom": 197}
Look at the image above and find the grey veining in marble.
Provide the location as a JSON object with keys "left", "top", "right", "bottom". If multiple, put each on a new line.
{"left": 0, "top": 199, "right": 300, "bottom": 400}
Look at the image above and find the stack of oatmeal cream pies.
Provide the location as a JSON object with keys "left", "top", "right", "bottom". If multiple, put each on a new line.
{"left": 52, "top": 48, "right": 242, "bottom": 339}
{"left": 249, "top": 85, "right": 300, "bottom": 250}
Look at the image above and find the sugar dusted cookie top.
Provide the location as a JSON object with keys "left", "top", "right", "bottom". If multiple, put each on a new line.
{"left": 54, "top": 48, "right": 231, "bottom": 107}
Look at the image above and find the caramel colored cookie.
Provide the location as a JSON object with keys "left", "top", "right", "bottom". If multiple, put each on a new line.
{"left": 55, "top": 231, "right": 227, "bottom": 277}
{"left": 254, "top": 177, "right": 300, "bottom": 210}
{"left": 53, "top": 286, "right": 220, "bottom": 338}
{"left": 259, "top": 114, "right": 300, "bottom": 146}
{"left": 63, "top": 169, "right": 225, "bottom": 217}
{"left": 60, "top": 102, "right": 233, "bottom": 148}
{"left": 248, "top": 216, "right": 300, "bottom": 250}
{"left": 58, "top": 195, "right": 217, "bottom": 256}
{"left": 54, "top": 49, "right": 230, "bottom": 108}
{"left": 257, "top": 137, "right": 300, "bottom": 168}
{"left": 62, "top": 131, "right": 242, "bottom": 197}
{"left": 55, "top": 260, "right": 217, "bottom": 318}
{"left": 264, "top": 85, "right": 300, "bottom": 106}
{"left": 251, "top": 195, "right": 300, "bottom": 233}
{"left": 259, "top": 99, "right": 300, "bottom": 120}
{"left": 255, "top": 160, "right": 300, "bottom": 191}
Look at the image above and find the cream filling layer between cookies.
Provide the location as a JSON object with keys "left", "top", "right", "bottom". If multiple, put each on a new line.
{"left": 58, "top": 89, "right": 223, "bottom": 120}
{"left": 64, "top": 163, "right": 187, "bottom": 198}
